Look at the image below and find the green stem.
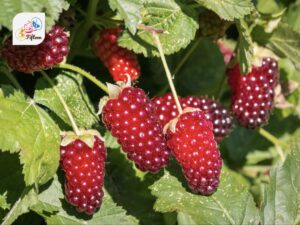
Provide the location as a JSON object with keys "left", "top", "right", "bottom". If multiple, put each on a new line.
{"left": 41, "top": 71, "right": 80, "bottom": 135}
{"left": 1, "top": 187, "right": 32, "bottom": 225}
{"left": 86, "top": 0, "right": 99, "bottom": 23}
{"left": 3, "top": 71, "right": 25, "bottom": 93}
{"left": 216, "top": 73, "right": 226, "bottom": 100}
{"left": 258, "top": 128, "right": 285, "bottom": 162}
{"left": 159, "top": 38, "right": 202, "bottom": 95}
{"left": 56, "top": 63, "right": 108, "bottom": 93}
{"left": 152, "top": 32, "right": 183, "bottom": 114}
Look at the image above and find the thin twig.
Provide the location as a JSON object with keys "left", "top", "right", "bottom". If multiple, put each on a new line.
{"left": 258, "top": 128, "right": 285, "bottom": 162}
{"left": 152, "top": 32, "right": 183, "bottom": 114}
{"left": 56, "top": 63, "right": 108, "bottom": 93}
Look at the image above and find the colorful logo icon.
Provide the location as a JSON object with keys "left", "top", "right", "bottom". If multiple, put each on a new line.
{"left": 13, "top": 13, "right": 45, "bottom": 45}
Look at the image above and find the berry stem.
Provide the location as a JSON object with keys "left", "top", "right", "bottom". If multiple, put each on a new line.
{"left": 216, "top": 74, "right": 226, "bottom": 100}
{"left": 152, "top": 32, "right": 183, "bottom": 114}
{"left": 41, "top": 71, "right": 80, "bottom": 135}
{"left": 56, "top": 63, "right": 108, "bottom": 93}
{"left": 3, "top": 70, "right": 25, "bottom": 93}
{"left": 258, "top": 128, "right": 285, "bottom": 161}
{"left": 159, "top": 38, "right": 202, "bottom": 95}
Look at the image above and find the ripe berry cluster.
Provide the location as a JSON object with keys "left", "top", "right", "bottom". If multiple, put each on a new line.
{"left": 101, "top": 85, "right": 223, "bottom": 196}
{"left": 60, "top": 136, "right": 106, "bottom": 214}
{"left": 2, "top": 26, "right": 69, "bottom": 73}
{"left": 92, "top": 27, "right": 141, "bottom": 82}
{"left": 1, "top": 23, "right": 280, "bottom": 215}
{"left": 228, "top": 58, "right": 279, "bottom": 128}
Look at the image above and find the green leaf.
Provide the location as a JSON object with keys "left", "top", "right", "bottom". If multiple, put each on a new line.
{"left": 267, "top": 23, "right": 300, "bottom": 69}
{"left": 236, "top": 19, "right": 254, "bottom": 74}
{"left": 276, "top": 58, "right": 300, "bottom": 119}
{"left": 177, "top": 212, "right": 197, "bottom": 225}
{"left": 261, "top": 138, "right": 300, "bottom": 225}
{"left": 32, "top": 176, "right": 139, "bottom": 225}
{"left": 108, "top": 0, "right": 142, "bottom": 34}
{"left": 105, "top": 147, "right": 164, "bottom": 224}
{"left": 223, "top": 124, "right": 268, "bottom": 166}
{"left": 195, "top": 0, "right": 254, "bottom": 21}
{"left": 1, "top": 188, "right": 38, "bottom": 225}
{"left": 0, "top": 152, "right": 24, "bottom": 222}
{"left": 104, "top": 131, "right": 120, "bottom": 149}
{"left": 0, "top": 194, "right": 10, "bottom": 210}
{"left": 34, "top": 70, "right": 99, "bottom": 129}
{"left": 0, "top": 86, "right": 60, "bottom": 186}
{"left": 0, "top": 62, "right": 16, "bottom": 87}
{"left": 175, "top": 39, "right": 226, "bottom": 97}
{"left": 256, "top": 0, "right": 288, "bottom": 15}
{"left": 0, "top": 0, "right": 69, "bottom": 30}
{"left": 150, "top": 169, "right": 259, "bottom": 225}
{"left": 0, "top": 153, "right": 24, "bottom": 201}
{"left": 282, "top": 2, "right": 300, "bottom": 33}
{"left": 118, "top": 0, "right": 198, "bottom": 57}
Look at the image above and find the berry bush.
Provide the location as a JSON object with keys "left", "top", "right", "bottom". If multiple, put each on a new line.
{"left": 0, "top": 0, "right": 300, "bottom": 225}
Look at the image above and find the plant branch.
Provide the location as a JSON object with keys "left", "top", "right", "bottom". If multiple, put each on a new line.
{"left": 41, "top": 71, "right": 80, "bottom": 135}
{"left": 258, "top": 128, "right": 285, "bottom": 162}
{"left": 56, "top": 63, "right": 108, "bottom": 93}
{"left": 152, "top": 32, "right": 183, "bottom": 114}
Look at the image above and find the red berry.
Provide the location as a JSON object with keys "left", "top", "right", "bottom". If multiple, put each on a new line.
{"left": 166, "top": 110, "right": 222, "bottom": 195}
{"left": 60, "top": 135, "right": 106, "bottom": 214}
{"left": 1, "top": 26, "right": 69, "bottom": 73}
{"left": 152, "top": 93, "right": 179, "bottom": 128}
{"left": 93, "top": 27, "right": 140, "bottom": 82}
{"left": 228, "top": 58, "right": 279, "bottom": 128}
{"left": 181, "top": 96, "right": 232, "bottom": 142}
{"left": 152, "top": 94, "right": 232, "bottom": 142}
{"left": 102, "top": 86, "right": 170, "bottom": 173}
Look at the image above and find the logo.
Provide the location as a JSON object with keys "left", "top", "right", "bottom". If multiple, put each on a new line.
{"left": 13, "top": 13, "right": 45, "bottom": 45}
